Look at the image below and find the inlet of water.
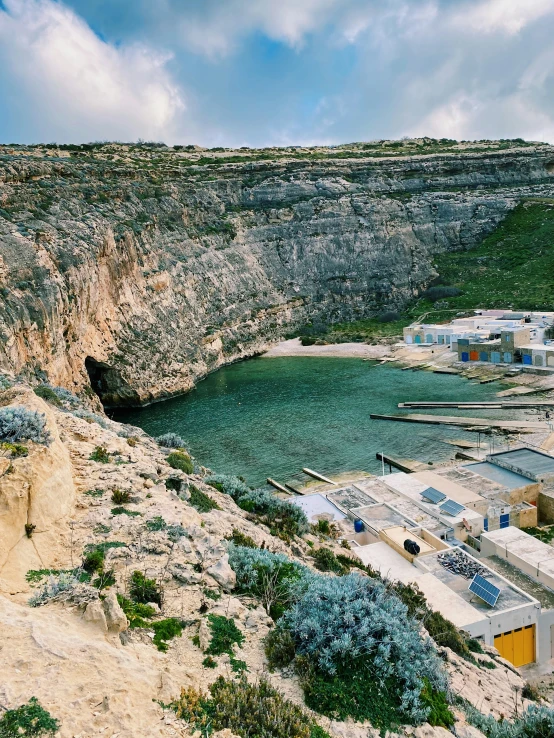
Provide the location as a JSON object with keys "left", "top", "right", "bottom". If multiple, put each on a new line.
{"left": 114, "top": 357, "right": 530, "bottom": 488}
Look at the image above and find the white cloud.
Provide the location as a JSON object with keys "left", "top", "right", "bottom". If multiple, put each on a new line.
{"left": 0, "top": 0, "right": 185, "bottom": 142}
{"left": 450, "top": 0, "right": 554, "bottom": 35}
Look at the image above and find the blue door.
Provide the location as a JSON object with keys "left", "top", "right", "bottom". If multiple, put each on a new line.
{"left": 461, "top": 352, "right": 469, "bottom": 362}
{"left": 504, "top": 352, "right": 512, "bottom": 363}
{"left": 523, "top": 354, "right": 532, "bottom": 365}
{"left": 483, "top": 518, "right": 488, "bottom": 531}
{"left": 500, "top": 514, "right": 510, "bottom": 529}
{"left": 491, "top": 352, "right": 501, "bottom": 363}
{"left": 415, "top": 335, "right": 421, "bottom": 344}
{"left": 480, "top": 351, "right": 489, "bottom": 362}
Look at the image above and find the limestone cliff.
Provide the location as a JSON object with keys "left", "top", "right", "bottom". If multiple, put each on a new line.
{"left": 2, "top": 139, "right": 554, "bottom": 405}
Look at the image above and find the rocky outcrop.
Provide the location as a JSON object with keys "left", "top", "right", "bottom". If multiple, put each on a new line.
{"left": 0, "top": 387, "right": 75, "bottom": 589}
{"left": 2, "top": 141, "right": 554, "bottom": 405}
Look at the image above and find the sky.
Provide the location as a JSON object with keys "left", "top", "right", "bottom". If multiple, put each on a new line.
{"left": 1, "top": 0, "right": 554, "bottom": 147}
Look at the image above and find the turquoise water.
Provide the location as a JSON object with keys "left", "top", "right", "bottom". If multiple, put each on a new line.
{"left": 114, "top": 358, "right": 526, "bottom": 488}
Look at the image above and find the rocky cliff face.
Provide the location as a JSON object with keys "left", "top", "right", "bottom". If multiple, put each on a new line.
{"left": 2, "top": 140, "right": 554, "bottom": 405}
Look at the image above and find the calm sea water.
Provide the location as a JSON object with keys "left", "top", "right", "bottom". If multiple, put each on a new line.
{"left": 114, "top": 357, "right": 526, "bottom": 488}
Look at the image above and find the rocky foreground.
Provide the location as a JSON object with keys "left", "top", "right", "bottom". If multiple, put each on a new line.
{"left": 2, "top": 139, "right": 554, "bottom": 406}
{"left": 0, "top": 382, "right": 536, "bottom": 738}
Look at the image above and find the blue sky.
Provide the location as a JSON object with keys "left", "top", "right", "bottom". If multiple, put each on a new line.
{"left": 1, "top": 0, "right": 554, "bottom": 146}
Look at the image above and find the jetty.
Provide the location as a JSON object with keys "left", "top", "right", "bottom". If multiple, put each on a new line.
{"left": 302, "top": 467, "right": 338, "bottom": 485}
{"left": 398, "top": 400, "right": 554, "bottom": 409}
{"left": 376, "top": 452, "right": 428, "bottom": 473}
{"left": 370, "top": 413, "right": 546, "bottom": 432}
{"left": 267, "top": 478, "right": 292, "bottom": 495}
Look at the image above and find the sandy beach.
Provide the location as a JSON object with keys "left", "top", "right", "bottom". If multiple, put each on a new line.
{"left": 262, "top": 337, "right": 391, "bottom": 358}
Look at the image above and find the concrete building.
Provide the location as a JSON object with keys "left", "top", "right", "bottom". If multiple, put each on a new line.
{"left": 295, "top": 466, "right": 554, "bottom": 667}
{"left": 352, "top": 531, "right": 544, "bottom": 667}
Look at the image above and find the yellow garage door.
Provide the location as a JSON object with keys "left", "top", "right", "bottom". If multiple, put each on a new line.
{"left": 494, "top": 625, "right": 535, "bottom": 667}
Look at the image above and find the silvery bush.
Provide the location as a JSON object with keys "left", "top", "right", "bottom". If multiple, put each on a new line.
{"left": 0, "top": 406, "right": 51, "bottom": 445}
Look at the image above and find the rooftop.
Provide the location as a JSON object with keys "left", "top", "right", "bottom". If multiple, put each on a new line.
{"left": 354, "top": 543, "right": 535, "bottom": 628}
{"left": 466, "top": 461, "right": 534, "bottom": 490}
{"left": 289, "top": 493, "right": 346, "bottom": 524}
{"left": 490, "top": 448, "right": 554, "bottom": 481}
{"left": 481, "top": 527, "right": 554, "bottom": 580}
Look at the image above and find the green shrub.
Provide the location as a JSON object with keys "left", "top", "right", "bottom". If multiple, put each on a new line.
{"left": 202, "top": 655, "right": 217, "bottom": 668}
{"left": 283, "top": 573, "right": 447, "bottom": 725}
{"left": 203, "top": 588, "right": 221, "bottom": 601}
{"left": 0, "top": 441, "right": 28, "bottom": 458}
{"left": 0, "top": 697, "right": 59, "bottom": 737}
{"left": 189, "top": 484, "right": 221, "bottom": 513}
{"left": 265, "top": 626, "right": 296, "bottom": 670}
{"left": 313, "top": 519, "right": 330, "bottom": 535}
{"left": 312, "top": 548, "right": 349, "bottom": 575}
{"left": 230, "top": 657, "right": 248, "bottom": 673}
{"left": 467, "top": 637, "right": 484, "bottom": 653}
{"left": 82, "top": 548, "right": 104, "bottom": 574}
{"left": 33, "top": 386, "right": 62, "bottom": 407}
{"left": 522, "top": 682, "right": 541, "bottom": 701}
{"left": 225, "top": 528, "right": 258, "bottom": 548}
{"left": 300, "top": 336, "right": 317, "bottom": 346}
{"left": 90, "top": 446, "right": 110, "bottom": 463}
{"left": 117, "top": 595, "right": 156, "bottom": 627}
{"left": 84, "top": 488, "right": 104, "bottom": 497}
{"left": 146, "top": 516, "right": 166, "bottom": 531}
{"left": 205, "top": 614, "right": 244, "bottom": 656}
{"left": 165, "top": 476, "right": 182, "bottom": 492}
{"left": 152, "top": 618, "right": 186, "bottom": 652}
{"left": 300, "top": 658, "right": 405, "bottom": 734}
{"left": 111, "top": 488, "right": 131, "bottom": 504}
{"left": 129, "top": 571, "right": 162, "bottom": 606}
{"left": 111, "top": 506, "right": 142, "bottom": 517}
{"left": 205, "top": 473, "right": 250, "bottom": 499}
{"left": 170, "top": 676, "right": 331, "bottom": 738}
{"left": 424, "top": 610, "right": 472, "bottom": 659}
{"left": 420, "top": 679, "right": 454, "bottom": 728}
{"left": 167, "top": 451, "right": 193, "bottom": 473}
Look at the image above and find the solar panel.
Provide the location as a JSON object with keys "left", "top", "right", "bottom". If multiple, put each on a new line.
{"left": 439, "top": 499, "right": 465, "bottom": 516}
{"left": 421, "top": 487, "right": 446, "bottom": 504}
{"left": 469, "top": 574, "right": 500, "bottom": 607}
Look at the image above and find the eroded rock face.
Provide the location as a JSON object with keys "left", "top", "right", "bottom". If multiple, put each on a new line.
{"left": 0, "top": 387, "right": 75, "bottom": 587}
{"left": 2, "top": 142, "right": 554, "bottom": 405}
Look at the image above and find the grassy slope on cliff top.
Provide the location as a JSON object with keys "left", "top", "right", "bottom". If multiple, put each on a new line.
{"left": 324, "top": 201, "right": 554, "bottom": 343}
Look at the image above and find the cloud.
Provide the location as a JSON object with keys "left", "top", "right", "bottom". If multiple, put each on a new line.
{"left": 450, "top": 0, "right": 554, "bottom": 36}
{"left": 2, "top": 0, "right": 554, "bottom": 146}
{"left": 0, "top": 0, "right": 185, "bottom": 142}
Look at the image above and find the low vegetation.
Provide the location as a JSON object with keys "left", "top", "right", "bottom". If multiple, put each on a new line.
{"left": 0, "top": 697, "right": 59, "bottom": 737}
{"left": 129, "top": 570, "right": 162, "bottom": 606}
{"left": 33, "top": 385, "right": 62, "bottom": 407}
{"left": 0, "top": 441, "right": 28, "bottom": 457}
{"left": 156, "top": 432, "right": 187, "bottom": 448}
{"left": 170, "top": 676, "right": 331, "bottom": 738}
{"left": 205, "top": 614, "right": 244, "bottom": 657}
{"left": 111, "top": 488, "right": 131, "bottom": 504}
{"left": 188, "top": 484, "right": 221, "bottom": 513}
{"left": 465, "top": 702, "right": 554, "bottom": 737}
{"left": 0, "top": 406, "right": 51, "bottom": 445}
{"left": 166, "top": 451, "right": 193, "bottom": 474}
{"left": 206, "top": 474, "right": 308, "bottom": 540}
{"left": 89, "top": 446, "right": 110, "bottom": 463}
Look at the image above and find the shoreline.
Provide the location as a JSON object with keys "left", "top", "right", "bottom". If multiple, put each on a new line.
{"left": 262, "top": 338, "right": 392, "bottom": 359}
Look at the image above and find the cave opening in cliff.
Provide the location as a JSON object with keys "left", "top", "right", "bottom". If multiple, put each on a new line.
{"left": 85, "top": 356, "right": 140, "bottom": 408}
